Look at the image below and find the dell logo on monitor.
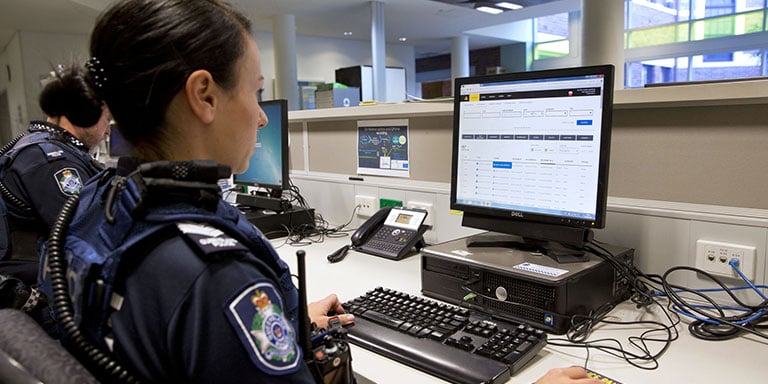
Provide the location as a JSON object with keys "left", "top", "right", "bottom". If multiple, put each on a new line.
{"left": 509, "top": 211, "right": 524, "bottom": 218}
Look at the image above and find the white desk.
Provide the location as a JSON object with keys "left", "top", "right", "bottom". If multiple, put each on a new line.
{"left": 271, "top": 236, "right": 767, "bottom": 384}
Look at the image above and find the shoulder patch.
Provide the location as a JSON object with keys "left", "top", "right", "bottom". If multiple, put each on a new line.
{"left": 54, "top": 168, "right": 83, "bottom": 196}
{"left": 225, "top": 281, "right": 302, "bottom": 375}
{"left": 176, "top": 222, "right": 248, "bottom": 255}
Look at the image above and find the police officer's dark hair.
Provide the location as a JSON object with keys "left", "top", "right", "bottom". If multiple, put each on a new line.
{"left": 39, "top": 65, "right": 104, "bottom": 128}
{"left": 87, "top": 0, "right": 252, "bottom": 157}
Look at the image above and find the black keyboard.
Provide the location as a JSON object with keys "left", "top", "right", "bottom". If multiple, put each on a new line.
{"left": 342, "top": 287, "right": 547, "bottom": 384}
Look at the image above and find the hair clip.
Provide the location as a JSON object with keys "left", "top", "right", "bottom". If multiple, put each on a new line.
{"left": 85, "top": 57, "right": 109, "bottom": 90}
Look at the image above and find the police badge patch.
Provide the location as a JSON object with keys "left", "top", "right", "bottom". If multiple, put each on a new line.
{"left": 54, "top": 168, "right": 82, "bottom": 196}
{"left": 225, "top": 281, "right": 301, "bottom": 375}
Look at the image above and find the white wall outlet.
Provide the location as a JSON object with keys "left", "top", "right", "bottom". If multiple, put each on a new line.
{"left": 406, "top": 201, "right": 434, "bottom": 227}
{"left": 695, "top": 240, "right": 756, "bottom": 281}
{"left": 355, "top": 195, "right": 377, "bottom": 217}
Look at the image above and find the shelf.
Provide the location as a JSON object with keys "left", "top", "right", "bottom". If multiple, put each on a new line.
{"left": 614, "top": 78, "right": 768, "bottom": 109}
{"left": 288, "top": 78, "right": 768, "bottom": 122}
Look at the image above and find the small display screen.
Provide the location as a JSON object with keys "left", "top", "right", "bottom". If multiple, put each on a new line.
{"left": 384, "top": 208, "right": 427, "bottom": 231}
{"left": 395, "top": 213, "right": 413, "bottom": 225}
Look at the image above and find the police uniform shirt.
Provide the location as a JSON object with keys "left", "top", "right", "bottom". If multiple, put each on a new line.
{"left": 1, "top": 121, "right": 102, "bottom": 229}
{"left": 107, "top": 223, "right": 315, "bottom": 383}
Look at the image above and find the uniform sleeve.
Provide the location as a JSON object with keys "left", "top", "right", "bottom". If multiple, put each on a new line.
{"left": 111, "top": 234, "right": 315, "bottom": 384}
{"left": 9, "top": 146, "right": 93, "bottom": 228}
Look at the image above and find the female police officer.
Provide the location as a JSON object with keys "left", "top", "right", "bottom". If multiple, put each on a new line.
{"left": 0, "top": 65, "right": 110, "bottom": 284}
{"left": 45, "top": 1, "right": 601, "bottom": 383}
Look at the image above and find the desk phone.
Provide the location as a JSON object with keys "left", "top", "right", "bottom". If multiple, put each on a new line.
{"left": 352, "top": 207, "right": 428, "bottom": 260}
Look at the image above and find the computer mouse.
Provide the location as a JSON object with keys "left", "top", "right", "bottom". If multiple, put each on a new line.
{"left": 327, "top": 245, "right": 350, "bottom": 263}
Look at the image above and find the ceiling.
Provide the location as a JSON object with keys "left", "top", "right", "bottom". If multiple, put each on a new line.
{"left": 0, "top": 0, "right": 567, "bottom": 59}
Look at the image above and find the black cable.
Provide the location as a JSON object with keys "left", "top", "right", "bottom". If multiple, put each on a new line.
{"left": 548, "top": 308, "right": 678, "bottom": 370}
{"left": 534, "top": 240, "right": 681, "bottom": 370}
{"left": 659, "top": 265, "right": 768, "bottom": 341}
{"left": 566, "top": 303, "right": 614, "bottom": 342}
{"left": 590, "top": 240, "right": 768, "bottom": 343}
{"left": 47, "top": 194, "right": 141, "bottom": 384}
{"left": 275, "top": 179, "right": 359, "bottom": 247}
{"left": 586, "top": 241, "right": 656, "bottom": 309}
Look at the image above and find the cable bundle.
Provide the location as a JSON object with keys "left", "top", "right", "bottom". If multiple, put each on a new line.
{"left": 265, "top": 179, "right": 358, "bottom": 247}
{"left": 658, "top": 261, "right": 768, "bottom": 341}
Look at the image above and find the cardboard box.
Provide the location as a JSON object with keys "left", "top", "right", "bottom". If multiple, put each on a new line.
{"left": 315, "top": 87, "right": 360, "bottom": 108}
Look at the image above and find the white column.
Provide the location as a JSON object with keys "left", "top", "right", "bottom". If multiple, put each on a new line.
{"left": 451, "top": 35, "right": 469, "bottom": 96}
{"left": 581, "top": 0, "right": 624, "bottom": 88}
{"left": 370, "top": 1, "right": 386, "bottom": 102}
{"left": 273, "top": 14, "right": 299, "bottom": 110}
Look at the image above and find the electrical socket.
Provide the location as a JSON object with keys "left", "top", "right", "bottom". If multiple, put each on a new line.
{"left": 406, "top": 201, "right": 434, "bottom": 227}
{"left": 695, "top": 239, "right": 756, "bottom": 281}
{"left": 355, "top": 195, "right": 377, "bottom": 217}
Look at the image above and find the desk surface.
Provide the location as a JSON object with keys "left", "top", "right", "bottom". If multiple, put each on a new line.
{"left": 271, "top": 236, "right": 767, "bottom": 384}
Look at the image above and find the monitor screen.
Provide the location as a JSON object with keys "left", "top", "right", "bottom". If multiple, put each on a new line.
{"left": 234, "top": 99, "right": 289, "bottom": 191}
{"left": 450, "top": 65, "right": 614, "bottom": 250}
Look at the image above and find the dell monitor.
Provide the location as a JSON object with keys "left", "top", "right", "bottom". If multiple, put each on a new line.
{"left": 234, "top": 99, "right": 290, "bottom": 208}
{"left": 451, "top": 65, "right": 615, "bottom": 262}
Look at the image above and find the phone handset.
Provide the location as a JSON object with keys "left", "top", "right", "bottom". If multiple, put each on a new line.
{"left": 351, "top": 207, "right": 392, "bottom": 247}
{"left": 328, "top": 208, "right": 392, "bottom": 264}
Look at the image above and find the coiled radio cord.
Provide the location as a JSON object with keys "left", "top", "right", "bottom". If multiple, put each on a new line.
{"left": 46, "top": 193, "right": 141, "bottom": 384}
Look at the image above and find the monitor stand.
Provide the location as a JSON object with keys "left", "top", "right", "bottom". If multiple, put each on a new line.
{"left": 236, "top": 192, "right": 291, "bottom": 212}
{"left": 465, "top": 232, "right": 588, "bottom": 263}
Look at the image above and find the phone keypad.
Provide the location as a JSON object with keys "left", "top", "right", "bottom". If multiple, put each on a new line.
{"left": 361, "top": 227, "right": 417, "bottom": 257}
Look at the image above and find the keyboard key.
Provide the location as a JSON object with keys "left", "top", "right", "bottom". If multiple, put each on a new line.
{"left": 360, "top": 309, "right": 404, "bottom": 329}
{"left": 428, "top": 330, "right": 445, "bottom": 340}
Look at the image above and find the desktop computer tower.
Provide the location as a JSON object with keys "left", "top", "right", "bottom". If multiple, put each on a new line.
{"left": 421, "top": 236, "right": 634, "bottom": 334}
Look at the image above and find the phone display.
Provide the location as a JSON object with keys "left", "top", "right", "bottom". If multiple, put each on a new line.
{"left": 351, "top": 207, "right": 428, "bottom": 260}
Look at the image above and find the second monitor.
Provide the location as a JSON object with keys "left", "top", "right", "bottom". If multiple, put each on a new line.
{"left": 234, "top": 99, "right": 290, "bottom": 211}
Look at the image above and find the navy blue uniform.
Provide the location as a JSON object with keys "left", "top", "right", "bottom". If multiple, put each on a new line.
{"left": 110, "top": 226, "right": 314, "bottom": 383}
{"left": 0, "top": 121, "right": 102, "bottom": 282}
{"left": 46, "top": 159, "right": 314, "bottom": 383}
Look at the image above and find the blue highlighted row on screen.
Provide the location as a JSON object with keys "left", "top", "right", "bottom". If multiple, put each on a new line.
{"left": 461, "top": 134, "right": 593, "bottom": 141}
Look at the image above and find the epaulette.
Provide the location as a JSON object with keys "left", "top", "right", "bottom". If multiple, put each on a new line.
{"left": 35, "top": 142, "right": 69, "bottom": 163}
{"left": 176, "top": 222, "right": 249, "bottom": 256}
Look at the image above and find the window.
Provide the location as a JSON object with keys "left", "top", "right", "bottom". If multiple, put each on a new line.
{"left": 533, "top": 13, "right": 570, "bottom": 59}
{"left": 626, "top": 49, "right": 764, "bottom": 86}
{"left": 623, "top": 0, "right": 767, "bottom": 87}
{"left": 521, "top": 0, "right": 767, "bottom": 87}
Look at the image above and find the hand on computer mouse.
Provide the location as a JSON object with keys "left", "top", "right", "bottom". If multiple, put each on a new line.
{"left": 534, "top": 366, "right": 603, "bottom": 384}
{"left": 327, "top": 245, "right": 350, "bottom": 263}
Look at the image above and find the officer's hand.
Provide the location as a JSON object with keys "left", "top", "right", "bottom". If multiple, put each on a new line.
{"left": 308, "top": 293, "right": 355, "bottom": 329}
{"left": 534, "top": 367, "right": 602, "bottom": 384}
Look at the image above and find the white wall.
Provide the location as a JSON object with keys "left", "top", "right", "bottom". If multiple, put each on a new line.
{"left": 19, "top": 31, "right": 90, "bottom": 123}
{"left": 0, "top": 32, "right": 28, "bottom": 138}
{"left": 254, "top": 31, "right": 416, "bottom": 101}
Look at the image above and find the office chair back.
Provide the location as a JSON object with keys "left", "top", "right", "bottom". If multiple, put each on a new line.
{"left": 0, "top": 308, "right": 98, "bottom": 384}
